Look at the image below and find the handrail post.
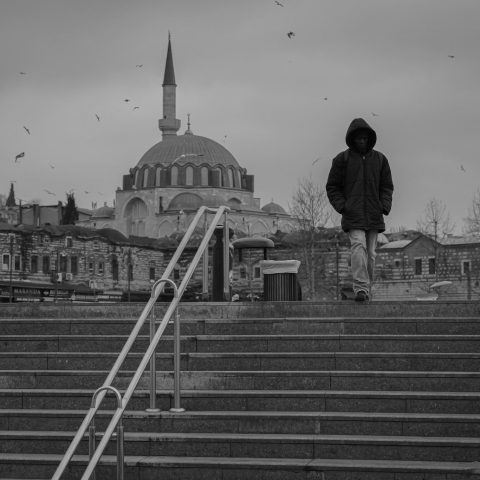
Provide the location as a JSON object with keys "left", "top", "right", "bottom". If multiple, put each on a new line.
{"left": 146, "top": 302, "right": 160, "bottom": 414}
{"left": 89, "top": 386, "right": 123, "bottom": 480}
{"left": 202, "top": 210, "right": 209, "bottom": 300}
{"left": 223, "top": 211, "right": 230, "bottom": 301}
{"left": 170, "top": 301, "right": 185, "bottom": 412}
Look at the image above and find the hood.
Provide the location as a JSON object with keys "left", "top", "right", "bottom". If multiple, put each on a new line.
{"left": 345, "top": 118, "right": 377, "bottom": 152}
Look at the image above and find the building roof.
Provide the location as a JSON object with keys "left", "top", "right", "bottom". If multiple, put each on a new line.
{"left": 261, "top": 202, "right": 287, "bottom": 215}
{"left": 379, "top": 239, "right": 413, "bottom": 250}
{"left": 136, "top": 132, "right": 240, "bottom": 169}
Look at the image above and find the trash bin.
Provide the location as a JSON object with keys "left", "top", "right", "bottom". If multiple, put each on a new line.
{"left": 261, "top": 260, "right": 301, "bottom": 301}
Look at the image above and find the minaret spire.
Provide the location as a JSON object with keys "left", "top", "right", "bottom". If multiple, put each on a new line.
{"left": 158, "top": 33, "right": 181, "bottom": 138}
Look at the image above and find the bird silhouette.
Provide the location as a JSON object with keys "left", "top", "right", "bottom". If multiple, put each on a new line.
{"left": 448, "top": 55, "right": 455, "bottom": 59}
{"left": 84, "top": 190, "right": 90, "bottom": 194}
{"left": 49, "top": 164, "right": 55, "bottom": 169}
{"left": 287, "top": 31, "right": 295, "bottom": 38}
{"left": 124, "top": 99, "right": 130, "bottom": 102}
{"left": 44, "top": 189, "right": 56, "bottom": 196}
{"left": 323, "top": 97, "right": 328, "bottom": 101}
{"left": 371, "top": 112, "right": 380, "bottom": 117}
{"left": 14, "top": 152, "right": 25, "bottom": 162}
{"left": 19, "top": 72, "right": 27, "bottom": 75}
{"left": 275, "top": 1, "right": 284, "bottom": 6}
{"left": 95, "top": 114, "right": 100, "bottom": 121}
{"left": 133, "top": 106, "right": 140, "bottom": 110}
{"left": 136, "top": 64, "right": 143, "bottom": 67}
{"left": 312, "top": 157, "right": 322, "bottom": 165}
{"left": 460, "top": 165, "right": 466, "bottom": 172}
{"left": 23, "top": 126, "right": 30, "bottom": 134}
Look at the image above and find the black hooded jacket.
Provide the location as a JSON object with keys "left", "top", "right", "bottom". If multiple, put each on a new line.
{"left": 326, "top": 118, "right": 394, "bottom": 233}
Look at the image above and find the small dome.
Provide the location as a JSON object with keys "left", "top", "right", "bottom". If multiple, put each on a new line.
{"left": 261, "top": 202, "right": 287, "bottom": 215}
{"left": 137, "top": 133, "right": 240, "bottom": 168}
{"left": 92, "top": 206, "right": 115, "bottom": 219}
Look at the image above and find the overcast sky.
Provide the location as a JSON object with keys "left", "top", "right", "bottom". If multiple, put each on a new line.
{"left": 1, "top": 0, "right": 479, "bottom": 233}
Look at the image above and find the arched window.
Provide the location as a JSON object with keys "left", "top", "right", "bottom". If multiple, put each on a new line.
{"left": 201, "top": 166, "right": 209, "bottom": 186}
{"left": 155, "top": 167, "right": 161, "bottom": 186}
{"left": 171, "top": 166, "right": 178, "bottom": 186}
{"left": 143, "top": 168, "right": 149, "bottom": 188}
{"left": 227, "top": 168, "right": 234, "bottom": 188}
{"left": 134, "top": 169, "right": 139, "bottom": 188}
{"left": 186, "top": 166, "right": 194, "bottom": 185}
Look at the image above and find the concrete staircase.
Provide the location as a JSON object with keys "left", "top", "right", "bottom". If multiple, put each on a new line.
{"left": 1, "top": 301, "right": 480, "bottom": 479}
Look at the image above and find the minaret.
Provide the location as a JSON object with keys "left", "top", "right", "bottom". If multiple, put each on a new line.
{"left": 158, "top": 33, "right": 181, "bottom": 139}
{"left": 6, "top": 182, "right": 16, "bottom": 207}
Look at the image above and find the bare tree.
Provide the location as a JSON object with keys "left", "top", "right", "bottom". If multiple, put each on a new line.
{"left": 463, "top": 188, "right": 480, "bottom": 236}
{"left": 416, "top": 198, "right": 455, "bottom": 281}
{"left": 289, "top": 178, "right": 335, "bottom": 298}
{"left": 416, "top": 198, "right": 455, "bottom": 241}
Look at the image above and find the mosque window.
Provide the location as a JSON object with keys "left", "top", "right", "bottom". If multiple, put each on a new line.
{"left": 31, "top": 255, "right": 38, "bottom": 273}
{"left": 143, "top": 169, "right": 149, "bottom": 188}
{"left": 155, "top": 167, "right": 161, "bottom": 186}
{"left": 111, "top": 256, "right": 119, "bottom": 281}
{"left": 200, "top": 167, "right": 209, "bottom": 186}
{"left": 227, "top": 168, "right": 234, "bottom": 188}
{"left": 171, "top": 166, "right": 178, "bottom": 185}
{"left": 186, "top": 166, "right": 194, "bottom": 185}
{"left": 42, "top": 256, "right": 50, "bottom": 274}
{"left": 236, "top": 170, "right": 242, "bottom": 188}
{"left": 134, "top": 170, "right": 139, "bottom": 187}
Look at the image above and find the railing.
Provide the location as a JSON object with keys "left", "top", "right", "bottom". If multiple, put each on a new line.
{"left": 51, "top": 205, "right": 230, "bottom": 480}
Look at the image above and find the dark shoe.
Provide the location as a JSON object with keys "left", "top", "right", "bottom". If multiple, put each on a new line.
{"left": 354, "top": 290, "right": 368, "bottom": 302}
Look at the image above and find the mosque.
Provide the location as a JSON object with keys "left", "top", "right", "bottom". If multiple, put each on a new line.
{"left": 81, "top": 37, "right": 294, "bottom": 239}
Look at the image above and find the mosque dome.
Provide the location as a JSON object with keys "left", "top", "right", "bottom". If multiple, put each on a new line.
{"left": 261, "top": 201, "right": 287, "bottom": 215}
{"left": 92, "top": 205, "right": 115, "bottom": 219}
{"left": 137, "top": 132, "right": 240, "bottom": 168}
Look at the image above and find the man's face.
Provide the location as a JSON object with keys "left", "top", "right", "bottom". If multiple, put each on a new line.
{"left": 353, "top": 131, "right": 369, "bottom": 154}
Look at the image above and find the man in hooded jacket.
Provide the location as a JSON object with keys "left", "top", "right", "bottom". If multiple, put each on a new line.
{"left": 326, "top": 118, "right": 394, "bottom": 301}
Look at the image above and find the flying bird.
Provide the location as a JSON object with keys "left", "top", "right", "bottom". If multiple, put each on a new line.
{"left": 23, "top": 126, "right": 30, "bottom": 134}
{"left": 460, "top": 165, "right": 466, "bottom": 172}
{"left": 44, "top": 189, "right": 56, "bottom": 196}
{"left": 275, "top": 1, "right": 284, "bottom": 6}
{"left": 14, "top": 152, "right": 25, "bottom": 162}
{"left": 312, "top": 157, "right": 322, "bottom": 166}
{"left": 95, "top": 114, "right": 100, "bottom": 121}
{"left": 133, "top": 106, "right": 140, "bottom": 110}
{"left": 84, "top": 190, "right": 90, "bottom": 194}
{"left": 371, "top": 112, "right": 380, "bottom": 117}
{"left": 19, "top": 72, "right": 27, "bottom": 75}
{"left": 323, "top": 97, "right": 328, "bottom": 101}
{"left": 287, "top": 31, "right": 295, "bottom": 38}
{"left": 124, "top": 99, "right": 130, "bottom": 102}
{"left": 136, "top": 64, "right": 143, "bottom": 67}
{"left": 448, "top": 55, "right": 455, "bottom": 59}
{"left": 49, "top": 164, "right": 55, "bottom": 169}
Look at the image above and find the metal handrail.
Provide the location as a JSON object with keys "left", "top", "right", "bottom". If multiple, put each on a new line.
{"left": 51, "top": 205, "right": 230, "bottom": 480}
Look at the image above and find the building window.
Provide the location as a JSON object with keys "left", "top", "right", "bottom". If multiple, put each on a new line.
{"left": 98, "top": 262, "right": 104, "bottom": 275}
{"left": 42, "top": 256, "right": 50, "bottom": 274}
{"left": 88, "top": 262, "right": 94, "bottom": 274}
{"left": 394, "top": 260, "right": 401, "bottom": 268}
{"left": 2, "top": 254, "right": 9, "bottom": 271}
{"left": 112, "top": 256, "right": 119, "bottom": 281}
{"left": 201, "top": 167, "right": 209, "bottom": 186}
{"left": 14, "top": 255, "right": 21, "bottom": 271}
{"left": 185, "top": 166, "right": 194, "bottom": 185}
{"left": 149, "top": 267, "right": 155, "bottom": 281}
{"left": 65, "top": 236, "right": 73, "bottom": 248}
{"left": 71, "top": 256, "right": 78, "bottom": 275}
{"left": 43, "top": 235, "right": 50, "bottom": 244}
{"left": 414, "top": 258, "right": 422, "bottom": 275}
{"left": 155, "top": 167, "right": 161, "bottom": 186}
{"left": 462, "top": 261, "right": 471, "bottom": 275}
{"left": 128, "top": 264, "right": 133, "bottom": 281}
{"left": 227, "top": 168, "right": 234, "bottom": 187}
{"left": 31, "top": 255, "right": 38, "bottom": 273}
{"left": 143, "top": 168, "right": 149, "bottom": 188}
{"left": 173, "top": 265, "right": 180, "bottom": 281}
{"left": 428, "top": 257, "right": 436, "bottom": 275}
{"left": 240, "top": 266, "right": 247, "bottom": 279}
{"left": 254, "top": 266, "right": 261, "bottom": 279}
{"left": 59, "top": 255, "right": 67, "bottom": 273}
{"left": 171, "top": 166, "right": 178, "bottom": 186}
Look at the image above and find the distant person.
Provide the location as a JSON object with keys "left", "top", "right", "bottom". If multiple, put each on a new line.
{"left": 326, "top": 118, "right": 394, "bottom": 301}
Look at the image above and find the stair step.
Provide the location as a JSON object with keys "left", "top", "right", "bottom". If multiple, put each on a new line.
{"left": 3, "top": 333, "right": 480, "bottom": 353}
{"left": 3, "top": 351, "right": 480, "bottom": 371}
{"left": 2, "top": 388, "right": 480, "bottom": 413}
{"left": 3, "top": 409, "right": 480, "bottom": 436}
{"left": 0, "top": 453, "right": 479, "bottom": 480}
{"left": 2, "top": 316, "right": 480, "bottom": 335}
{"left": 3, "top": 369, "right": 480, "bottom": 391}
{"left": 2, "top": 430, "right": 480, "bottom": 461}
